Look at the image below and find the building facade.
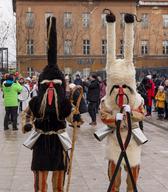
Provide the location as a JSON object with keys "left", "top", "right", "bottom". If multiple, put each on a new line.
{"left": 136, "top": 0, "right": 168, "bottom": 74}
{"left": 15, "top": 0, "right": 168, "bottom": 76}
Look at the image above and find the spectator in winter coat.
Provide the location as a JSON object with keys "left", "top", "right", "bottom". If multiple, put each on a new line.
{"left": 155, "top": 85, "right": 166, "bottom": 120}
{"left": 137, "top": 78, "right": 148, "bottom": 106}
{"left": 145, "top": 75, "right": 155, "bottom": 116}
{"left": 22, "top": 77, "right": 32, "bottom": 110}
{"left": 87, "top": 74, "right": 100, "bottom": 126}
{"left": 2, "top": 75, "right": 23, "bottom": 130}
{"left": 74, "top": 74, "right": 83, "bottom": 86}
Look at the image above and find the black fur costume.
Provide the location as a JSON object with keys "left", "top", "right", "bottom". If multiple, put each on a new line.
{"left": 23, "top": 17, "right": 72, "bottom": 171}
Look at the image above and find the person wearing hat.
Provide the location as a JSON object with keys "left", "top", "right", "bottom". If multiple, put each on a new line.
{"left": 2, "top": 74, "right": 23, "bottom": 130}
{"left": 22, "top": 77, "right": 32, "bottom": 110}
{"left": 155, "top": 85, "right": 166, "bottom": 120}
{"left": 74, "top": 74, "right": 83, "bottom": 86}
{"left": 87, "top": 74, "right": 100, "bottom": 126}
{"left": 22, "top": 16, "right": 72, "bottom": 192}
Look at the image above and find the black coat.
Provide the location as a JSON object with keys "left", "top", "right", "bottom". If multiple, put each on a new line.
{"left": 87, "top": 80, "right": 100, "bottom": 102}
{"left": 29, "top": 96, "right": 71, "bottom": 171}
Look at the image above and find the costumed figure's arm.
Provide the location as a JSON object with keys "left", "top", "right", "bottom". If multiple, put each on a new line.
{"left": 22, "top": 107, "right": 35, "bottom": 133}
{"left": 131, "top": 103, "right": 145, "bottom": 122}
{"left": 100, "top": 100, "right": 116, "bottom": 128}
{"left": 60, "top": 98, "right": 72, "bottom": 119}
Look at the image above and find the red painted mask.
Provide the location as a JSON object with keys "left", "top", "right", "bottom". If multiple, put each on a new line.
{"left": 117, "top": 86, "right": 124, "bottom": 108}
{"left": 48, "top": 82, "right": 54, "bottom": 105}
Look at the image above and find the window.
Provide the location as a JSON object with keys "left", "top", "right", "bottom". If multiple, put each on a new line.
{"left": 27, "top": 39, "right": 34, "bottom": 55}
{"left": 163, "top": 15, "right": 168, "bottom": 28}
{"left": 163, "top": 40, "right": 168, "bottom": 54}
{"left": 102, "top": 39, "right": 107, "bottom": 55}
{"left": 82, "top": 13, "right": 90, "bottom": 28}
{"left": 101, "top": 13, "right": 106, "bottom": 27}
{"left": 64, "top": 40, "right": 72, "bottom": 55}
{"left": 120, "top": 13, "right": 125, "bottom": 28}
{"left": 83, "top": 40, "right": 90, "bottom": 55}
{"left": 26, "top": 11, "right": 35, "bottom": 28}
{"left": 27, "top": 67, "right": 34, "bottom": 77}
{"left": 141, "top": 40, "right": 148, "bottom": 55}
{"left": 45, "top": 12, "right": 53, "bottom": 25}
{"left": 64, "top": 12, "right": 72, "bottom": 28}
{"left": 120, "top": 39, "right": 124, "bottom": 55}
{"left": 141, "top": 14, "right": 149, "bottom": 29}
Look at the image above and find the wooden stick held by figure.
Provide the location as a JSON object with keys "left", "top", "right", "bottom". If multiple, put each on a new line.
{"left": 66, "top": 85, "right": 86, "bottom": 192}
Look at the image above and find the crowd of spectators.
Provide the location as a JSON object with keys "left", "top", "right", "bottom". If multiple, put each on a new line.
{"left": 137, "top": 74, "right": 168, "bottom": 120}
{"left": 0, "top": 71, "right": 167, "bottom": 131}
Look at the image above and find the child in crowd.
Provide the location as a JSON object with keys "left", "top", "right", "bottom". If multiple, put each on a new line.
{"left": 155, "top": 86, "right": 166, "bottom": 120}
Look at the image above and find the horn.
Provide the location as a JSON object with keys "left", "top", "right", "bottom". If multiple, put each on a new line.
{"left": 94, "top": 126, "right": 112, "bottom": 142}
{"left": 124, "top": 13, "right": 135, "bottom": 63}
{"left": 103, "top": 9, "right": 116, "bottom": 72}
{"left": 47, "top": 16, "right": 58, "bottom": 68}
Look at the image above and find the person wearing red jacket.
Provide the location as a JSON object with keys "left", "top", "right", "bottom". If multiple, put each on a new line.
{"left": 145, "top": 75, "right": 155, "bottom": 116}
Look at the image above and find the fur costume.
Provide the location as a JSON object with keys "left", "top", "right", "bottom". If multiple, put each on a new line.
{"left": 66, "top": 83, "right": 87, "bottom": 127}
{"left": 100, "top": 10, "right": 145, "bottom": 192}
{"left": 22, "top": 16, "right": 71, "bottom": 178}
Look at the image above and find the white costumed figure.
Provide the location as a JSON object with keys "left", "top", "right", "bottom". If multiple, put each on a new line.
{"left": 100, "top": 11, "right": 145, "bottom": 192}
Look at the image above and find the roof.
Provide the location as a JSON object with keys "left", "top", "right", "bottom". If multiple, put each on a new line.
{"left": 139, "top": 0, "right": 168, "bottom": 6}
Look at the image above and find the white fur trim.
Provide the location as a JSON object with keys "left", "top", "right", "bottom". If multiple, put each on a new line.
{"left": 40, "top": 79, "right": 62, "bottom": 85}
{"left": 106, "top": 22, "right": 116, "bottom": 73}
{"left": 106, "top": 131, "right": 141, "bottom": 167}
{"left": 124, "top": 23, "right": 134, "bottom": 62}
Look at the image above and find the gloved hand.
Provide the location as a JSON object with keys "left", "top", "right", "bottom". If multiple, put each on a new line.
{"left": 116, "top": 113, "right": 124, "bottom": 121}
{"left": 23, "top": 123, "right": 33, "bottom": 132}
{"left": 73, "top": 114, "right": 81, "bottom": 122}
{"left": 123, "top": 105, "right": 131, "bottom": 113}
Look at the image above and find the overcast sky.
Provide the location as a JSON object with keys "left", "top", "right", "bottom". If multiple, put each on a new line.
{"left": 0, "top": 0, "right": 16, "bottom": 67}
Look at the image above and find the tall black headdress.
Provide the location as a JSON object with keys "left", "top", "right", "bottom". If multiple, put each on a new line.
{"left": 39, "top": 16, "right": 65, "bottom": 84}
{"left": 38, "top": 16, "right": 66, "bottom": 115}
{"left": 47, "top": 16, "right": 57, "bottom": 68}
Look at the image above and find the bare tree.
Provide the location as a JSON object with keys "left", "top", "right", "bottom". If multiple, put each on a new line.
{"left": 16, "top": 8, "right": 41, "bottom": 74}
{"left": 0, "top": 20, "right": 10, "bottom": 47}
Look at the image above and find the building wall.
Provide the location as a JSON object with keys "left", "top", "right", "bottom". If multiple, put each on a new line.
{"left": 135, "top": 4, "right": 168, "bottom": 68}
{"left": 16, "top": 0, "right": 168, "bottom": 76}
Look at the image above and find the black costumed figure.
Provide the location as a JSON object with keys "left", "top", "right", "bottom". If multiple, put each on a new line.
{"left": 22, "top": 16, "right": 72, "bottom": 192}
{"left": 95, "top": 10, "right": 148, "bottom": 192}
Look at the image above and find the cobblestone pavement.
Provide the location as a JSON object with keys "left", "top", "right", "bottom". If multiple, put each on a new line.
{"left": 0, "top": 98, "right": 168, "bottom": 192}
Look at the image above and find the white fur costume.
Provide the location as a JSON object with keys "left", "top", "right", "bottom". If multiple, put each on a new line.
{"left": 100, "top": 13, "right": 145, "bottom": 167}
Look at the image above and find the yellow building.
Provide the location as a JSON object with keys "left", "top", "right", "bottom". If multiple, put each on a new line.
{"left": 15, "top": 0, "right": 168, "bottom": 76}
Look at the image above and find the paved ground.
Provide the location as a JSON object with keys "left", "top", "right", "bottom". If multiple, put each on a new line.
{"left": 0, "top": 96, "right": 168, "bottom": 192}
